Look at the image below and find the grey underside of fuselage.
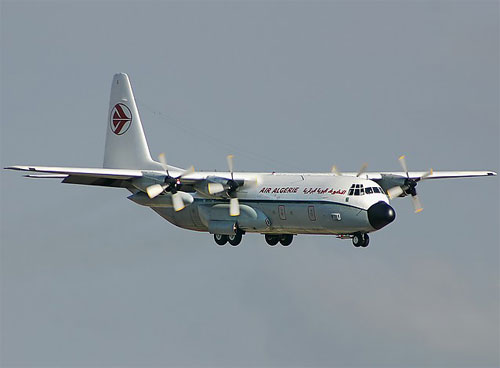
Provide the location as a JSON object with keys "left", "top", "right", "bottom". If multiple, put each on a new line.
{"left": 150, "top": 198, "right": 373, "bottom": 235}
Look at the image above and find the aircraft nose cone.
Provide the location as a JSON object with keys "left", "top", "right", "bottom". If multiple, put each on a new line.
{"left": 368, "top": 201, "right": 396, "bottom": 230}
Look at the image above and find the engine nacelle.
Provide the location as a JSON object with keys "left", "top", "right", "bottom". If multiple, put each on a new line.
{"left": 198, "top": 203, "right": 271, "bottom": 232}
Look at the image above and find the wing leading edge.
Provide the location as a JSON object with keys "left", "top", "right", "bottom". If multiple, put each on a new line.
{"left": 341, "top": 170, "right": 496, "bottom": 180}
{"left": 4, "top": 165, "right": 153, "bottom": 188}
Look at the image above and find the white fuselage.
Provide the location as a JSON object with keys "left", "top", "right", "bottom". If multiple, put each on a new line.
{"left": 141, "top": 171, "right": 393, "bottom": 236}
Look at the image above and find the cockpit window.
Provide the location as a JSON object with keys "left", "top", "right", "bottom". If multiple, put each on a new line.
{"left": 349, "top": 185, "right": 385, "bottom": 196}
{"left": 348, "top": 184, "right": 365, "bottom": 196}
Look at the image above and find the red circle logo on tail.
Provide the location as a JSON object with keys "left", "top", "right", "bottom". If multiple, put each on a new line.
{"left": 110, "top": 103, "right": 132, "bottom": 135}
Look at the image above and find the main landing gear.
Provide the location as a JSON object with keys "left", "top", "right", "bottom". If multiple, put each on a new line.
{"left": 214, "top": 230, "right": 244, "bottom": 246}
{"left": 265, "top": 234, "right": 294, "bottom": 247}
{"left": 352, "top": 232, "right": 370, "bottom": 248}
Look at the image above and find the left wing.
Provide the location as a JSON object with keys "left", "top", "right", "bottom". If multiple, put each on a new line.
{"left": 344, "top": 170, "right": 497, "bottom": 181}
{"left": 349, "top": 170, "right": 496, "bottom": 213}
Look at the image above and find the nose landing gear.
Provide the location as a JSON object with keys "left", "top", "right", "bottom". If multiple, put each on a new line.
{"left": 352, "top": 232, "right": 370, "bottom": 248}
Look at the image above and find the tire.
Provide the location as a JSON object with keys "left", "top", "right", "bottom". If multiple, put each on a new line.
{"left": 361, "top": 233, "right": 370, "bottom": 248}
{"left": 228, "top": 231, "right": 243, "bottom": 246}
{"left": 280, "top": 234, "right": 293, "bottom": 246}
{"left": 265, "top": 234, "right": 279, "bottom": 246}
{"left": 352, "top": 233, "right": 362, "bottom": 247}
{"left": 214, "top": 234, "right": 228, "bottom": 246}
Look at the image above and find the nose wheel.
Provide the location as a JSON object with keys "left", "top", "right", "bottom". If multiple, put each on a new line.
{"left": 352, "top": 232, "right": 369, "bottom": 248}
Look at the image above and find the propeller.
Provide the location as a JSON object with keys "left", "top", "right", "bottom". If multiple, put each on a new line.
{"left": 356, "top": 163, "right": 368, "bottom": 177}
{"left": 145, "top": 153, "right": 194, "bottom": 212}
{"left": 226, "top": 154, "right": 240, "bottom": 216}
{"left": 207, "top": 182, "right": 225, "bottom": 195}
{"left": 331, "top": 165, "right": 342, "bottom": 176}
{"left": 386, "top": 155, "right": 433, "bottom": 213}
{"left": 330, "top": 163, "right": 367, "bottom": 177}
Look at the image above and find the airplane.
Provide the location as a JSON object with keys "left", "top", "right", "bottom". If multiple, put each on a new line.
{"left": 5, "top": 73, "right": 497, "bottom": 248}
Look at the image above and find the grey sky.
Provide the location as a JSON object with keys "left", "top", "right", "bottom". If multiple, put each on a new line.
{"left": 1, "top": 1, "right": 498, "bottom": 367}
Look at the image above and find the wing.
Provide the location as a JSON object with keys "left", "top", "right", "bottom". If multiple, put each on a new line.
{"left": 346, "top": 170, "right": 496, "bottom": 200}
{"left": 4, "top": 165, "right": 241, "bottom": 193}
{"left": 5, "top": 165, "right": 153, "bottom": 188}
{"left": 345, "top": 170, "right": 497, "bottom": 180}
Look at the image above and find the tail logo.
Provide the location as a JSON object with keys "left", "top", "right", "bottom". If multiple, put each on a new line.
{"left": 110, "top": 103, "right": 132, "bottom": 135}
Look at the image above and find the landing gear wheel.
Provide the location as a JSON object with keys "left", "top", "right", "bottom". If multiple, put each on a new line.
{"left": 214, "top": 234, "right": 228, "bottom": 246}
{"left": 228, "top": 231, "right": 243, "bottom": 246}
{"left": 265, "top": 234, "right": 279, "bottom": 246}
{"left": 361, "top": 233, "right": 370, "bottom": 248}
{"left": 280, "top": 234, "right": 293, "bottom": 246}
{"left": 352, "top": 233, "right": 362, "bottom": 247}
{"left": 352, "top": 232, "right": 369, "bottom": 248}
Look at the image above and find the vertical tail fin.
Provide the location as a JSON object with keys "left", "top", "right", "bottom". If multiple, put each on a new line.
{"left": 103, "top": 73, "right": 163, "bottom": 170}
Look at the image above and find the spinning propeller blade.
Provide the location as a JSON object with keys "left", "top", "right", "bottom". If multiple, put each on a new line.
{"left": 387, "top": 155, "right": 433, "bottom": 213}
{"left": 227, "top": 154, "right": 234, "bottom": 180}
{"left": 145, "top": 154, "right": 195, "bottom": 205}
{"left": 399, "top": 155, "right": 409, "bottom": 178}
{"left": 412, "top": 194, "right": 423, "bottom": 213}
{"left": 387, "top": 186, "right": 404, "bottom": 199}
{"left": 230, "top": 197, "right": 240, "bottom": 217}
{"left": 356, "top": 163, "right": 368, "bottom": 177}
{"left": 171, "top": 192, "right": 186, "bottom": 212}
{"left": 208, "top": 182, "right": 225, "bottom": 195}
{"left": 158, "top": 153, "right": 169, "bottom": 174}
{"left": 226, "top": 154, "right": 240, "bottom": 216}
{"left": 146, "top": 183, "right": 167, "bottom": 199}
{"left": 331, "top": 165, "right": 342, "bottom": 176}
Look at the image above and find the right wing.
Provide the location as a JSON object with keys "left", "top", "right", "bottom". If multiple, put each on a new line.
{"left": 5, "top": 165, "right": 152, "bottom": 187}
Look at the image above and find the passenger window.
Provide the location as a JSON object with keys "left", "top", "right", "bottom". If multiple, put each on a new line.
{"left": 366, "top": 187, "right": 373, "bottom": 194}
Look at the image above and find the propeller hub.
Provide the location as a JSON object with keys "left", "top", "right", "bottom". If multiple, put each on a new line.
{"left": 368, "top": 201, "right": 396, "bottom": 230}
{"left": 403, "top": 179, "right": 418, "bottom": 196}
{"left": 227, "top": 179, "right": 239, "bottom": 194}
